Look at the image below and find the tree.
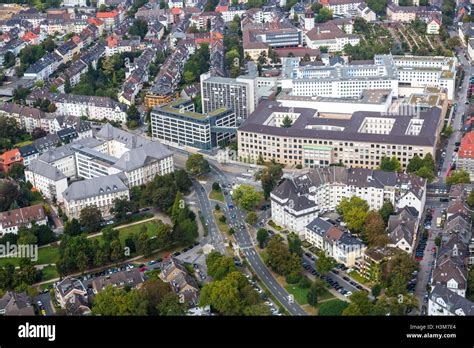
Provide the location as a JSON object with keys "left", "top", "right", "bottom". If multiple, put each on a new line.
{"left": 444, "top": 124, "right": 453, "bottom": 137}
{"left": 416, "top": 166, "right": 435, "bottom": 183}
{"left": 0, "top": 180, "right": 20, "bottom": 212}
{"left": 174, "top": 169, "right": 192, "bottom": 193}
{"left": 406, "top": 154, "right": 423, "bottom": 173}
{"left": 157, "top": 292, "right": 186, "bottom": 315}
{"left": 257, "top": 162, "right": 283, "bottom": 198}
{"left": 466, "top": 190, "right": 474, "bottom": 207}
{"left": 155, "top": 220, "right": 173, "bottom": 249}
{"left": 266, "top": 235, "right": 301, "bottom": 276}
{"left": 111, "top": 198, "right": 137, "bottom": 221}
{"left": 318, "top": 299, "right": 349, "bottom": 316}
{"left": 79, "top": 205, "right": 102, "bottom": 233}
{"left": 110, "top": 239, "right": 123, "bottom": 263}
{"left": 183, "top": 71, "right": 195, "bottom": 84}
{"left": 232, "top": 184, "right": 263, "bottom": 211}
{"left": 446, "top": 170, "right": 471, "bottom": 185}
{"left": 281, "top": 115, "right": 293, "bottom": 128}
{"left": 129, "top": 19, "right": 148, "bottom": 39}
{"left": 366, "top": 0, "right": 387, "bottom": 14}
{"left": 379, "top": 156, "right": 401, "bottom": 172}
{"left": 315, "top": 7, "right": 333, "bottom": 23}
{"left": 342, "top": 291, "right": 375, "bottom": 315}
{"left": 198, "top": 274, "right": 243, "bottom": 315}
{"left": 307, "top": 286, "right": 318, "bottom": 307}
{"left": 314, "top": 250, "right": 336, "bottom": 275}
{"left": 140, "top": 279, "right": 172, "bottom": 315}
{"left": 371, "top": 283, "right": 382, "bottom": 298}
{"left": 382, "top": 252, "right": 417, "bottom": 289}
{"left": 337, "top": 196, "right": 369, "bottom": 232}
{"left": 446, "top": 37, "right": 461, "bottom": 50}
{"left": 256, "top": 228, "right": 269, "bottom": 248}
{"left": 287, "top": 232, "right": 303, "bottom": 256}
{"left": 206, "top": 251, "right": 236, "bottom": 280}
{"left": 7, "top": 162, "right": 25, "bottom": 180}
{"left": 245, "top": 211, "right": 258, "bottom": 225}
{"left": 185, "top": 154, "right": 210, "bottom": 176}
{"left": 64, "top": 218, "right": 82, "bottom": 236}
{"left": 379, "top": 201, "right": 394, "bottom": 224}
{"left": 92, "top": 286, "right": 148, "bottom": 315}
{"left": 363, "top": 211, "right": 389, "bottom": 247}
{"left": 136, "top": 226, "right": 152, "bottom": 256}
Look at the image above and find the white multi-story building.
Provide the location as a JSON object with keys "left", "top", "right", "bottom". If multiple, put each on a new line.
{"left": 27, "top": 92, "right": 127, "bottom": 124}
{"left": 0, "top": 204, "right": 48, "bottom": 236}
{"left": 63, "top": 0, "right": 87, "bottom": 6}
{"left": 305, "top": 217, "right": 366, "bottom": 267}
{"left": 270, "top": 166, "right": 426, "bottom": 236}
{"left": 392, "top": 55, "right": 457, "bottom": 100}
{"left": 63, "top": 174, "right": 130, "bottom": 219}
{"left": 25, "top": 160, "right": 69, "bottom": 202}
{"left": 151, "top": 98, "right": 237, "bottom": 150}
{"left": 281, "top": 55, "right": 399, "bottom": 98}
{"left": 305, "top": 21, "right": 360, "bottom": 52}
{"left": 200, "top": 72, "right": 257, "bottom": 122}
{"left": 428, "top": 286, "right": 474, "bottom": 316}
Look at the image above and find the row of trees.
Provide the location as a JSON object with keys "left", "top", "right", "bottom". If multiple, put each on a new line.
{"left": 199, "top": 252, "right": 270, "bottom": 315}
{"left": 0, "top": 180, "right": 43, "bottom": 213}
{"left": 0, "top": 117, "right": 29, "bottom": 153}
{"left": 337, "top": 196, "right": 395, "bottom": 247}
{"left": 183, "top": 43, "right": 210, "bottom": 85}
{"left": 0, "top": 259, "right": 42, "bottom": 293}
{"left": 92, "top": 278, "right": 186, "bottom": 316}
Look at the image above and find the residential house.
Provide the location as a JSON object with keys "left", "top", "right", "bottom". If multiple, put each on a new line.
{"left": 54, "top": 277, "right": 90, "bottom": 314}
{"left": 429, "top": 285, "right": 474, "bottom": 316}
{"left": 0, "top": 148, "right": 22, "bottom": 173}
{"left": 0, "top": 204, "right": 48, "bottom": 235}
{"left": 0, "top": 291, "right": 34, "bottom": 316}
{"left": 387, "top": 207, "right": 419, "bottom": 254}
{"left": 91, "top": 269, "right": 144, "bottom": 293}
{"left": 160, "top": 257, "right": 200, "bottom": 307}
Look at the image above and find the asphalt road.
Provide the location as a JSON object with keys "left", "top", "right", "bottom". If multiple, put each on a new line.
{"left": 193, "top": 179, "right": 228, "bottom": 255}
{"left": 437, "top": 44, "right": 473, "bottom": 183}
{"left": 209, "top": 163, "right": 307, "bottom": 316}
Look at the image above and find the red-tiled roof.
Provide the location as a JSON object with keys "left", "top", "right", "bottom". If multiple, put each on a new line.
{"left": 458, "top": 131, "right": 474, "bottom": 159}
{"left": 96, "top": 10, "right": 118, "bottom": 18}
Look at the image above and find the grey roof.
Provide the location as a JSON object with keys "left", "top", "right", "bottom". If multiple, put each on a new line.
{"left": 0, "top": 291, "right": 34, "bottom": 316}
{"left": 63, "top": 174, "right": 128, "bottom": 202}
{"left": 387, "top": 206, "right": 418, "bottom": 246}
{"left": 96, "top": 123, "right": 149, "bottom": 149}
{"left": 33, "top": 133, "right": 61, "bottom": 152}
{"left": 306, "top": 217, "right": 333, "bottom": 237}
{"left": 38, "top": 145, "right": 75, "bottom": 163}
{"left": 239, "top": 100, "right": 442, "bottom": 147}
{"left": 26, "top": 159, "right": 66, "bottom": 181}
{"left": 19, "top": 144, "right": 38, "bottom": 157}
{"left": 113, "top": 141, "right": 173, "bottom": 172}
{"left": 430, "top": 285, "right": 474, "bottom": 315}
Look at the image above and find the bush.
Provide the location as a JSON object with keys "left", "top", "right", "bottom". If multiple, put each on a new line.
{"left": 285, "top": 273, "right": 301, "bottom": 284}
{"left": 215, "top": 204, "right": 220, "bottom": 211}
{"left": 219, "top": 215, "right": 227, "bottom": 223}
{"left": 298, "top": 276, "right": 311, "bottom": 289}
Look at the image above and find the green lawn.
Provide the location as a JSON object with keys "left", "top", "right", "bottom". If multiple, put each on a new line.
{"left": 90, "top": 219, "right": 160, "bottom": 245}
{"left": 40, "top": 265, "right": 59, "bottom": 281}
{"left": 348, "top": 270, "right": 370, "bottom": 285}
{"left": 213, "top": 210, "right": 229, "bottom": 234}
{"left": 285, "top": 284, "right": 334, "bottom": 306}
{"left": 209, "top": 189, "right": 224, "bottom": 202}
{"left": 0, "top": 245, "right": 59, "bottom": 267}
{"left": 13, "top": 140, "right": 33, "bottom": 148}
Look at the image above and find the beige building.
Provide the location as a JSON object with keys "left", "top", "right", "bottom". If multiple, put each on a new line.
{"left": 237, "top": 100, "right": 443, "bottom": 170}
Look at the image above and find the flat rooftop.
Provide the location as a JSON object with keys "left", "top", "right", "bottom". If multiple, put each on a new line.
{"left": 277, "top": 89, "right": 392, "bottom": 105}
{"left": 238, "top": 100, "right": 442, "bottom": 147}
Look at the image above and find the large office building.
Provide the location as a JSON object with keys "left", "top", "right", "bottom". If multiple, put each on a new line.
{"left": 237, "top": 100, "right": 443, "bottom": 169}
{"left": 280, "top": 54, "right": 457, "bottom": 100}
{"left": 280, "top": 55, "right": 399, "bottom": 98}
{"left": 151, "top": 98, "right": 236, "bottom": 150}
{"left": 270, "top": 166, "right": 426, "bottom": 236}
{"left": 392, "top": 55, "right": 457, "bottom": 100}
{"left": 200, "top": 72, "right": 258, "bottom": 123}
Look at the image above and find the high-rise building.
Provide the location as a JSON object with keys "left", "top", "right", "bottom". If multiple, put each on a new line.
{"left": 200, "top": 72, "right": 257, "bottom": 123}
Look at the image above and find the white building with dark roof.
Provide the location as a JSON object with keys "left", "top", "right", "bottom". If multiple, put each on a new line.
{"left": 428, "top": 285, "right": 474, "bottom": 316}
{"left": 271, "top": 166, "right": 426, "bottom": 236}
{"left": 63, "top": 173, "right": 129, "bottom": 219}
{"left": 25, "top": 160, "right": 68, "bottom": 202}
{"left": 387, "top": 206, "right": 419, "bottom": 253}
{"left": 0, "top": 203, "right": 48, "bottom": 235}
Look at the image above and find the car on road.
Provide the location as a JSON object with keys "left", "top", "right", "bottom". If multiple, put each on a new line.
{"left": 37, "top": 300, "right": 43, "bottom": 307}
{"left": 138, "top": 267, "right": 148, "bottom": 272}
{"left": 343, "top": 276, "right": 350, "bottom": 281}
{"left": 331, "top": 269, "right": 339, "bottom": 275}
{"left": 41, "top": 309, "right": 46, "bottom": 316}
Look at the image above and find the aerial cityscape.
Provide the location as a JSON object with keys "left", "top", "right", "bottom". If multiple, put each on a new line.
{"left": 0, "top": 0, "right": 473, "bottom": 321}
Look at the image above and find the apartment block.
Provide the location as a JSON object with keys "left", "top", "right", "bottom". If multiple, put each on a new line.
{"left": 237, "top": 100, "right": 443, "bottom": 170}
{"left": 200, "top": 72, "right": 257, "bottom": 122}
{"left": 270, "top": 166, "right": 426, "bottom": 236}
{"left": 151, "top": 98, "right": 236, "bottom": 150}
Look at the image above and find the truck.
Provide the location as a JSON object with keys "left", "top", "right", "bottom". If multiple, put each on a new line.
{"left": 436, "top": 217, "right": 443, "bottom": 228}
